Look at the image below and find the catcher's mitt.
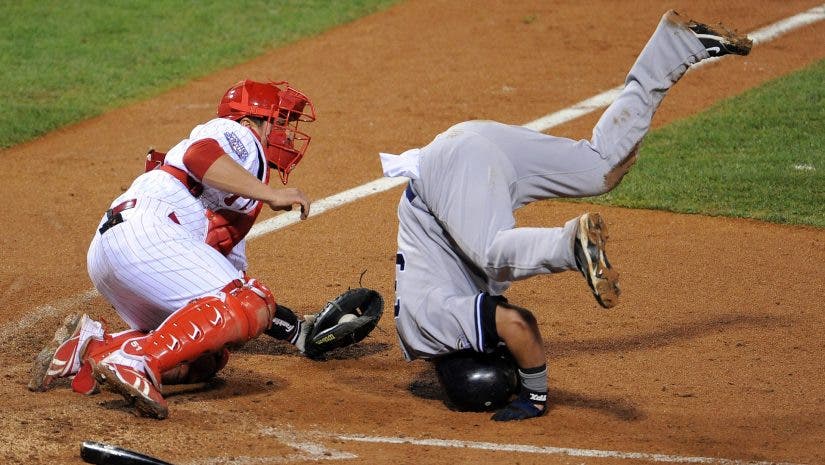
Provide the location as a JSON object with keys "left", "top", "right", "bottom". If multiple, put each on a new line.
{"left": 304, "top": 288, "right": 384, "bottom": 359}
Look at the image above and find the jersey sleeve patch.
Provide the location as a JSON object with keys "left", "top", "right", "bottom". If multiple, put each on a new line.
{"left": 224, "top": 131, "right": 249, "bottom": 162}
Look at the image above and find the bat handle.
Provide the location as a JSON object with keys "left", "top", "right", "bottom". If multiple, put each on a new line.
{"left": 81, "top": 441, "right": 175, "bottom": 465}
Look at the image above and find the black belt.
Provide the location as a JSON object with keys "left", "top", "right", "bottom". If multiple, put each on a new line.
{"left": 98, "top": 199, "right": 137, "bottom": 235}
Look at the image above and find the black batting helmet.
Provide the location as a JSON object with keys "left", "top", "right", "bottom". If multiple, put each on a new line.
{"left": 434, "top": 348, "right": 519, "bottom": 412}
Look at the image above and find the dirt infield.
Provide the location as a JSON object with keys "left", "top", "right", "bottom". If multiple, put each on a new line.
{"left": 2, "top": 1, "right": 824, "bottom": 464}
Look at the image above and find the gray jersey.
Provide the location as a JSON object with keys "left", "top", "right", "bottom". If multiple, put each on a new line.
{"left": 386, "top": 13, "right": 709, "bottom": 360}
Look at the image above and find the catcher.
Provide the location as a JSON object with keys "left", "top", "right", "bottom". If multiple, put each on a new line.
{"left": 28, "top": 79, "right": 384, "bottom": 419}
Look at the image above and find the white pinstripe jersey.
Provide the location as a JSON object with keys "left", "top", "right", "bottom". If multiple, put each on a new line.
{"left": 87, "top": 118, "right": 270, "bottom": 330}
{"left": 166, "top": 118, "right": 270, "bottom": 214}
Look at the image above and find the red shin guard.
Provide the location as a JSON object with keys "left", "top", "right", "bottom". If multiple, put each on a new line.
{"left": 121, "top": 279, "right": 276, "bottom": 389}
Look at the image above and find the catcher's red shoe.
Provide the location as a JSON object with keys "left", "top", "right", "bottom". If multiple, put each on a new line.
{"left": 29, "top": 314, "right": 85, "bottom": 391}
{"left": 92, "top": 360, "right": 169, "bottom": 419}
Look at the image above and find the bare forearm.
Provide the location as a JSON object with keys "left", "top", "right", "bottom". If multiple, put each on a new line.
{"left": 201, "top": 155, "right": 273, "bottom": 201}
{"left": 201, "top": 155, "right": 311, "bottom": 218}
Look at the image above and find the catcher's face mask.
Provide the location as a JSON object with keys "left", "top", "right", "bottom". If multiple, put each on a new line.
{"left": 217, "top": 80, "right": 316, "bottom": 184}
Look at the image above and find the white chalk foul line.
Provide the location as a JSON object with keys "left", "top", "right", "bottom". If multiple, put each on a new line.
{"left": 336, "top": 434, "right": 806, "bottom": 465}
{"left": 0, "top": 288, "right": 99, "bottom": 343}
{"left": 182, "top": 427, "right": 357, "bottom": 465}
{"left": 180, "top": 423, "right": 807, "bottom": 465}
{"left": 526, "top": 4, "right": 825, "bottom": 132}
{"left": 6, "top": 5, "right": 824, "bottom": 341}
{"left": 750, "top": 4, "right": 825, "bottom": 45}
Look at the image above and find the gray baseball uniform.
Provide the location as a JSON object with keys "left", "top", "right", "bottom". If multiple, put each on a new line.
{"left": 383, "top": 12, "right": 708, "bottom": 360}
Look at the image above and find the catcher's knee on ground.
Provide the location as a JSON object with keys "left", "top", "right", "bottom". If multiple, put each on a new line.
{"left": 102, "top": 277, "right": 277, "bottom": 390}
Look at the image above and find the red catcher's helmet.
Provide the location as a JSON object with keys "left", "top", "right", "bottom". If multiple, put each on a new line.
{"left": 217, "top": 80, "right": 316, "bottom": 184}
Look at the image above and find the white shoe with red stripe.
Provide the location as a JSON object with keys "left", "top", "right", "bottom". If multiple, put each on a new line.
{"left": 29, "top": 314, "right": 91, "bottom": 391}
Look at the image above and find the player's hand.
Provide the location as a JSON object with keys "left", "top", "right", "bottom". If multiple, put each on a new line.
{"left": 265, "top": 187, "right": 310, "bottom": 219}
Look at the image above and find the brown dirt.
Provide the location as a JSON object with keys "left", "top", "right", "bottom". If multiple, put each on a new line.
{"left": 1, "top": 1, "right": 824, "bottom": 464}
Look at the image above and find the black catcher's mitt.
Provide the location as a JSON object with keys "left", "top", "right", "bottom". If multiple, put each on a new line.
{"left": 304, "top": 288, "right": 384, "bottom": 359}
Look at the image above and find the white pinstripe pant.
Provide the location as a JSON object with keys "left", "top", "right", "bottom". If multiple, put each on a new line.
{"left": 87, "top": 197, "right": 243, "bottom": 331}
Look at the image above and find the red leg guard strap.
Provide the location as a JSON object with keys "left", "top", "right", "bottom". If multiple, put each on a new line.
{"left": 227, "top": 278, "right": 277, "bottom": 337}
{"left": 73, "top": 329, "right": 144, "bottom": 395}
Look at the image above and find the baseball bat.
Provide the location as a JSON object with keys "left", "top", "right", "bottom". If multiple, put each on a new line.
{"left": 81, "top": 441, "right": 174, "bottom": 465}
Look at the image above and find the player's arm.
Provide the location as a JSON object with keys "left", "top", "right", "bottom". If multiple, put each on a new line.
{"left": 201, "top": 154, "right": 310, "bottom": 219}
{"left": 181, "top": 138, "right": 309, "bottom": 219}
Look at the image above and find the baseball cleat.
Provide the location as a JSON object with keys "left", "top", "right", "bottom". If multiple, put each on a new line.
{"left": 668, "top": 10, "right": 752, "bottom": 57}
{"left": 29, "top": 313, "right": 84, "bottom": 391}
{"left": 687, "top": 20, "right": 752, "bottom": 57}
{"left": 92, "top": 360, "right": 169, "bottom": 419}
{"left": 574, "top": 212, "right": 620, "bottom": 308}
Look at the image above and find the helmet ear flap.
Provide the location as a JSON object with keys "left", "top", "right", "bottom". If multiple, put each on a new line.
{"left": 434, "top": 348, "right": 519, "bottom": 411}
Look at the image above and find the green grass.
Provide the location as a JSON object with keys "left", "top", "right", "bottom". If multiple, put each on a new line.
{"left": 0, "top": 0, "right": 398, "bottom": 148}
{"left": 585, "top": 58, "right": 825, "bottom": 227}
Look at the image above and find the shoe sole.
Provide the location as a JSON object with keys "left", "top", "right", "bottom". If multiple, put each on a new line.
{"left": 575, "top": 213, "right": 620, "bottom": 308}
{"left": 28, "top": 313, "right": 82, "bottom": 391}
{"left": 92, "top": 361, "right": 169, "bottom": 419}
{"left": 667, "top": 10, "right": 753, "bottom": 56}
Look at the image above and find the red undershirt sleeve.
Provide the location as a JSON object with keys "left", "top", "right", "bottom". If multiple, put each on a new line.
{"left": 183, "top": 138, "right": 225, "bottom": 180}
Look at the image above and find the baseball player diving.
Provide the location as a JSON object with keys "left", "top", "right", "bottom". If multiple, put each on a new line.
{"left": 29, "top": 80, "right": 383, "bottom": 419}
{"left": 381, "top": 11, "right": 752, "bottom": 421}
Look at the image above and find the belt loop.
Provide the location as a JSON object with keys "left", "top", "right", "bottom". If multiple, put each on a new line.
{"left": 99, "top": 199, "right": 137, "bottom": 235}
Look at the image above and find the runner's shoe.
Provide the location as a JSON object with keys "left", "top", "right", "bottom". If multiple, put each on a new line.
{"left": 574, "top": 213, "right": 620, "bottom": 308}
{"left": 667, "top": 10, "right": 752, "bottom": 57}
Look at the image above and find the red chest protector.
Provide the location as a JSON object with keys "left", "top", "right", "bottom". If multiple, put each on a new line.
{"left": 146, "top": 149, "right": 262, "bottom": 256}
{"left": 205, "top": 204, "right": 263, "bottom": 255}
